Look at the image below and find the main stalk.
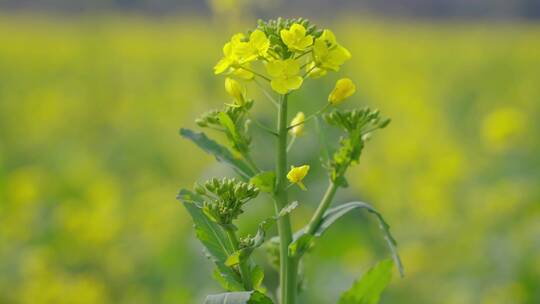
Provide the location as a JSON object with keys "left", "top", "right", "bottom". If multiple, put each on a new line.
{"left": 274, "top": 94, "right": 297, "bottom": 304}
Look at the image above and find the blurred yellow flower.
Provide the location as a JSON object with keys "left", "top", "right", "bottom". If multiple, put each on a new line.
{"left": 265, "top": 59, "right": 303, "bottom": 94}
{"left": 482, "top": 107, "right": 526, "bottom": 151}
{"left": 280, "top": 23, "right": 313, "bottom": 52}
{"left": 224, "top": 77, "right": 246, "bottom": 106}
{"left": 287, "top": 165, "right": 310, "bottom": 190}
{"left": 328, "top": 78, "right": 356, "bottom": 105}
{"left": 313, "top": 29, "right": 351, "bottom": 72}
{"left": 290, "top": 112, "right": 305, "bottom": 136}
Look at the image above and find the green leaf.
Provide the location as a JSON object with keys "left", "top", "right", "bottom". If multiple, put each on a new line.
{"left": 204, "top": 291, "right": 273, "bottom": 304}
{"left": 288, "top": 234, "right": 314, "bottom": 257}
{"left": 226, "top": 218, "right": 276, "bottom": 267}
{"left": 338, "top": 259, "right": 393, "bottom": 304}
{"left": 213, "top": 265, "right": 245, "bottom": 292}
{"left": 179, "top": 190, "right": 234, "bottom": 261}
{"left": 180, "top": 128, "right": 254, "bottom": 179}
{"left": 296, "top": 201, "right": 404, "bottom": 276}
{"left": 250, "top": 265, "right": 265, "bottom": 291}
{"left": 249, "top": 171, "right": 276, "bottom": 193}
{"left": 177, "top": 189, "right": 243, "bottom": 290}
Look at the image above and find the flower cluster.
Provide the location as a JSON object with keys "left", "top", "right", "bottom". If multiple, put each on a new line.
{"left": 214, "top": 17, "right": 352, "bottom": 95}
{"left": 194, "top": 178, "right": 260, "bottom": 227}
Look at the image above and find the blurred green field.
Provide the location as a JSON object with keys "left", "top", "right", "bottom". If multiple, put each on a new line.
{"left": 0, "top": 15, "right": 539, "bottom": 303}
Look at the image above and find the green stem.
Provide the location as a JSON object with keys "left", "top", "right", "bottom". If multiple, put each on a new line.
{"left": 274, "top": 94, "right": 296, "bottom": 304}
{"left": 225, "top": 228, "right": 253, "bottom": 290}
{"left": 306, "top": 181, "right": 339, "bottom": 235}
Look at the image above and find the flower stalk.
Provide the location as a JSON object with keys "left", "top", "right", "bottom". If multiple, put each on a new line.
{"left": 274, "top": 94, "right": 297, "bottom": 304}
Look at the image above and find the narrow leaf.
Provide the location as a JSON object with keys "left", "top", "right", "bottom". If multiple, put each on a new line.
{"left": 204, "top": 291, "right": 273, "bottom": 304}
{"left": 296, "top": 201, "right": 404, "bottom": 276}
{"left": 319, "top": 202, "right": 403, "bottom": 276}
{"left": 218, "top": 112, "right": 241, "bottom": 141}
{"left": 338, "top": 259, "right": 393, "bottom": 304}
{"left": 180, "top": 128, "right": 254, "bottom": 178}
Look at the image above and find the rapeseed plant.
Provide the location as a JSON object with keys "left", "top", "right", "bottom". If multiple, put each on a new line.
{"left": 179, "top": 18, "right": 402, "bottom": 304}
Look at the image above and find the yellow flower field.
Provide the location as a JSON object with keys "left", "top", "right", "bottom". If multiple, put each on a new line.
{"left": 0, "top": 15, "right": 539, "bottom": 303}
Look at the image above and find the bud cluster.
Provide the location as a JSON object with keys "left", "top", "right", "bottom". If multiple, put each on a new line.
{"left": 324, "top": 108, "right": 391, "bottom": 184}
{"left": 324, "top": 108, "right": 390, "bottom": 134}
{"left": 195, "top": 178, "right": 260, "bottom": 226}
{"left": 195, "top": 103, "right": 253, "bottom": 154}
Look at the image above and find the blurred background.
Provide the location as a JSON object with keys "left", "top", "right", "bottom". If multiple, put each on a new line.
{"left": 0, "top": 0, "right": 539, "bottom": 303}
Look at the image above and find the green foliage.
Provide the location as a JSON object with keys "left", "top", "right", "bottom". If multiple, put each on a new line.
{"left": 204, "top": 291, "right": 274, "bottom": 304}
{"left": 338, "top": 259, "right": 393, "bottom": 304}
{"left": 250, "top": 171, "right": 276, "bottom": 193}
{"left": 180, "top": 128, "right": 255, "bottom": 178}
{"left": 178, "top": 189, "right": 245, "bottom": 291}
{"left": 196, "top": 102, "right": 254, "bottom": 155}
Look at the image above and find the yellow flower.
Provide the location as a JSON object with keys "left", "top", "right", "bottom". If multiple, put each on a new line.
{"left": 289, "top": 112, "right": 305, "bottom": 136}
{"left": 236, "top": 29, "right": 270, "bottom": 62}
{"left": 328, "top": 78, "right": 356, "bottom": 105}
{"left": 313, "top": 29, "right": 351, "bottom": 72}
{"left": 214, "top": 33, "right": 246, "bottom": 75}
{"left": 214, "top": 31, "right": 268, "bottom": 77}
{"left": 280, "top": 23, "right": 313, "bottom": 52}
{"left": 287, "top": 165, "right": 310, "bottom": 190}
{"left": 265, "top": 59, "right": 303, "bottom": 94}
{"left": 224, "top": 77, "right": 246, "bottom": 106}
{"left": 231, "top": 64, "right": 254, "bottom": 80}
{"left": 305, "top": 62, "right": 327, "bottom": 79}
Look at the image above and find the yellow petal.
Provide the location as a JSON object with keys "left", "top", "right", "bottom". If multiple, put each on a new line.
{"left": 328, "top": 78, "right": 356, "bottom": 105}
{"left": 320, "top": 29, "right": 337, "bottom": 45}
{"left": 280, "top": 23, "right": 312, "bottom": 51}
{"left": 287, "top": 165, "right": 310, "bottom": 185}
{"left": 266, "top": 60, "right": 285, "bottom": 78}
{"left": 283, "top": 59, "right": 300, "bottom": 76}
{"left": 270, "top": 78, "right": 290, "bottom": 94}
{"left": 232, "top": 66, "right": 254, "bottom": 80}
{"left": 214, "top": 58, "right": 231, "bottom": 74}
{"left": 285, "top": 76, "right": 303, "bottom": 91}
{"left": 290, "top": 23, "right": 307, "bottom": 36}
{"left": 249, "top": 30, "right": 270, "bottom": 56}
